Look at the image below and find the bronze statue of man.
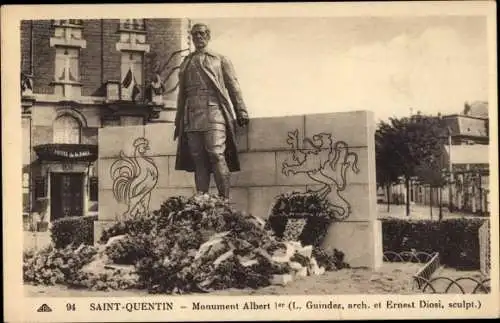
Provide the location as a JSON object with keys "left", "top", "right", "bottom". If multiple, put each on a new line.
{"left": 174, "top": 23, "right": 249, "bottom": 199}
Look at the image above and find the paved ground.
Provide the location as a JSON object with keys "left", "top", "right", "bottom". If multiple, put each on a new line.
{"left": 377, "top": 203, "right": 481, "bottom": 220}
{"left": 25, "top": 262, "right": 422, "bottom": 297}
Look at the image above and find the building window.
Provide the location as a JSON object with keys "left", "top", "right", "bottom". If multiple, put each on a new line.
{"left": 53, "top": 115, "right": 81, "bottom": 144}
{"left": 116, "top": 20, "right": 150, "bottom": 53}
{"left": 120, "top": 19, "right": 146, "bottom": 31}
{"left": 50, "top": 22, "right": 85, "bottom": 48}
{"left": 34, "top": 177, "right": 46, "bottom": 199}
{"left": 55, "top": 48, "right": 80, "bottom": 83}
{"left": 121, "top": 52, "right": 143, "bottom": 100}
{"left": 53, "top": 19, "right": 83, "bottom": 27}
{"left": 89, "top": 177, "right": 98, "bottom": 202}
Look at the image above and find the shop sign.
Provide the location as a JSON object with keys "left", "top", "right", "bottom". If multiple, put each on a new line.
{"left": 34, "top": 144, "right": 98, "bottom": 162}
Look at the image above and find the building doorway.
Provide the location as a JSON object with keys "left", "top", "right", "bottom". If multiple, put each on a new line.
{"left": 50, "top": 172, "right": 84, "bottom": 221}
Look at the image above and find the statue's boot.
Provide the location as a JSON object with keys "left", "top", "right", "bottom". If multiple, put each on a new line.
{"left": 215, "top": 172, "right": 231, "bottom": 200}
{"left": 206, "top": 129, "right": 231, "bottom": 200}
{"left": 193, "top": 155, "right": 211, "bottom": 194}
{"left": 212, "top": 157, "right": 230, "bottom": 200}
{"left": 194, "top": 167, "right": 210, "bottom": 194}
{"left": 187, "top": 133, "right": 211, "bottom": 194}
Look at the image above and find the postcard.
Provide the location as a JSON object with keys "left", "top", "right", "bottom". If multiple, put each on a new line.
{"left": 2, "top": 1, "right": 498, "bottom": 321}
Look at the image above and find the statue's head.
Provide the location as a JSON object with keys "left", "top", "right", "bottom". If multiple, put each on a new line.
{"left": 190, "top": 23, "right": 211, "bottom": 50}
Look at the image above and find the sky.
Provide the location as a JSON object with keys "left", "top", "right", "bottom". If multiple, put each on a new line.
{"left": 193, "top": 16, "right": 489, "bottom": 122}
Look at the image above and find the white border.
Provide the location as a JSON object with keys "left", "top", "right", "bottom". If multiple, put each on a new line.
{"left": 2, "top": 2, "right": 499, "bottom": 321}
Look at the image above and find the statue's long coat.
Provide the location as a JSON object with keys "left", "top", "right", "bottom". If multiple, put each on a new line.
{"left": 174, "top": 50, "right": 249, "bottom": 172}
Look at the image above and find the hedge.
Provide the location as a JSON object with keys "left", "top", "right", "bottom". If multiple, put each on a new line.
{"left": 382, "top": 217, "right": 487, "bottom": 270}
{"left": 51, "top": 215, "right": 98, "bottom": 249}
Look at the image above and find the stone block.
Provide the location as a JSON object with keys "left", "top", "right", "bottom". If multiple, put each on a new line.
{"left": 248, "top": 185, "right": 305, "bottom": 219}
{"left": 98, "top": 187, "right": 197, "bottom": 222}
{"left": 33, "top": 106, "right": 55, "bottom": 127}
{"left": 98, "top": 159, "right": 112, "bottom": 191}
{"left": 144, "top": 123, "right": 178, "bottom": 156}
{"left": 98, "top": 125, "right": 145, "bottom": 158}
{"left": 247, "top": 115, "right": 304, "bottom": 151}
{"left": 98, "top": 156, "right": 169, "bottom": 190}
{"left": 168, "top": 156, "right": 196, "bottom": 188}
{"left": 231, "top": 152, "right": 277, "bottom": 187}
{"left": 321, "top": 220, "right": 382, "bottom": 269}
{"left": 276, "top": 147, "right": 369, "bottom": 186}
{"left": 32, "top": 126, "right": 53, "bottom": 147}
{"left": 305, "top": 183, "right": 372, "bottom": 222}
{"left": 372, "top": 219, "right": 383, "bottom": 269}
{"left": 234, "top": 123, "right": 248, "bottom": 152}
{"left": 365, "top": 110, "right": 376, "bottom": 152}
{"left": 305, "top": 111, "right": 371, "bottom": 148}
{"left": 150, "top": 156, "right": 171, "bottom": 189}
{"left": 97, "top": 189, "right": 128, "bottom": 221}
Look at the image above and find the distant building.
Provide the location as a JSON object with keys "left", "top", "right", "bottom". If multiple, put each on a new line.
{"left": 413, "top": 102, "right": 490, "bottom": 214}
{"left": 441, "top": 101, "right": 489, "bottom": 145}
{"left": 379, "top": 102, "right": 490, "bottom": 216}
{"left": 22, "top": 19, "right": 191, "bottom": 229}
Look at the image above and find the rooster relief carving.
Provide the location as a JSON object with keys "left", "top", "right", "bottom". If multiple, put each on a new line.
{"left": 282, "top": 129, "right": 360, "bottom": 220}
{"left": 110, "top": 137, "right": 159, "bottom": 220}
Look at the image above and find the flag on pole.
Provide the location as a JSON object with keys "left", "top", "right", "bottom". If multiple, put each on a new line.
{"left": 122, "top": 68, "right": 133, "bottom": 88}
{"left": 132, "top": 76, "right": 140, "bottom": 101}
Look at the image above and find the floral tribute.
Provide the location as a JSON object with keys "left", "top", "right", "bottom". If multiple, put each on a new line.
{"left": 267, "top": 191, "right": 345, "bottom": 248}
{"left": 24, "top": 194, "right": 348, "bottom": 293}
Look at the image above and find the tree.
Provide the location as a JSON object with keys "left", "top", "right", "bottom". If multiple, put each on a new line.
{"left": 375, "top": 114, "right": 445, "bottom": 216}
{"left": 415, "top": 159, "right": 447, "bottom": 221}
{"left": 375, "top": 133, "right": 399, "bottom": 212}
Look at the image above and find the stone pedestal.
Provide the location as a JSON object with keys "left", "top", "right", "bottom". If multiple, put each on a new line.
{"left": 96, "top": 110, "right": 382, "bottom": 269}
{"left": 322, "top": 220, "right": 382, "bottom": 269}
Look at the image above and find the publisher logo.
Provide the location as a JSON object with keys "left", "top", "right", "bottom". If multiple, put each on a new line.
{"left": 37, "top": 304, "right": 53, "bottom": 312}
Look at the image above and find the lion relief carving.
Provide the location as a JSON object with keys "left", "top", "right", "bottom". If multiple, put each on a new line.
{"left": 282, "top": 129, "right": 360, "bottom": 220}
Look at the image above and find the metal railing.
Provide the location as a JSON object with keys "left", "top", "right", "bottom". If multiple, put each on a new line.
{"left": 417, "top": 276, "right": 491, "bottom": 294}
{"left": 383, "top": 250, "right": 435, "bottom": 263}
{"left": 383, "top": 250, "right": 490, "bottom": 294}
{"left": 413, "top": 252, "right": 440, "bottom": 289}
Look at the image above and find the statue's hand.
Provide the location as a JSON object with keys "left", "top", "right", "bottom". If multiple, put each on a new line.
{"left": 237, "top": 116, "right": 249, "bottom": 127}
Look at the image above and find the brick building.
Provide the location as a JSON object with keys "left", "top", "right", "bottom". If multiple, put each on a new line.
{"left": 21, "top": 19, "right": 191, "bottom": 229}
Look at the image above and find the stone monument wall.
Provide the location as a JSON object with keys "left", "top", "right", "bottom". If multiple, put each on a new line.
{"left": 97, "top": 110, "right": 382, "bottom": 269}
